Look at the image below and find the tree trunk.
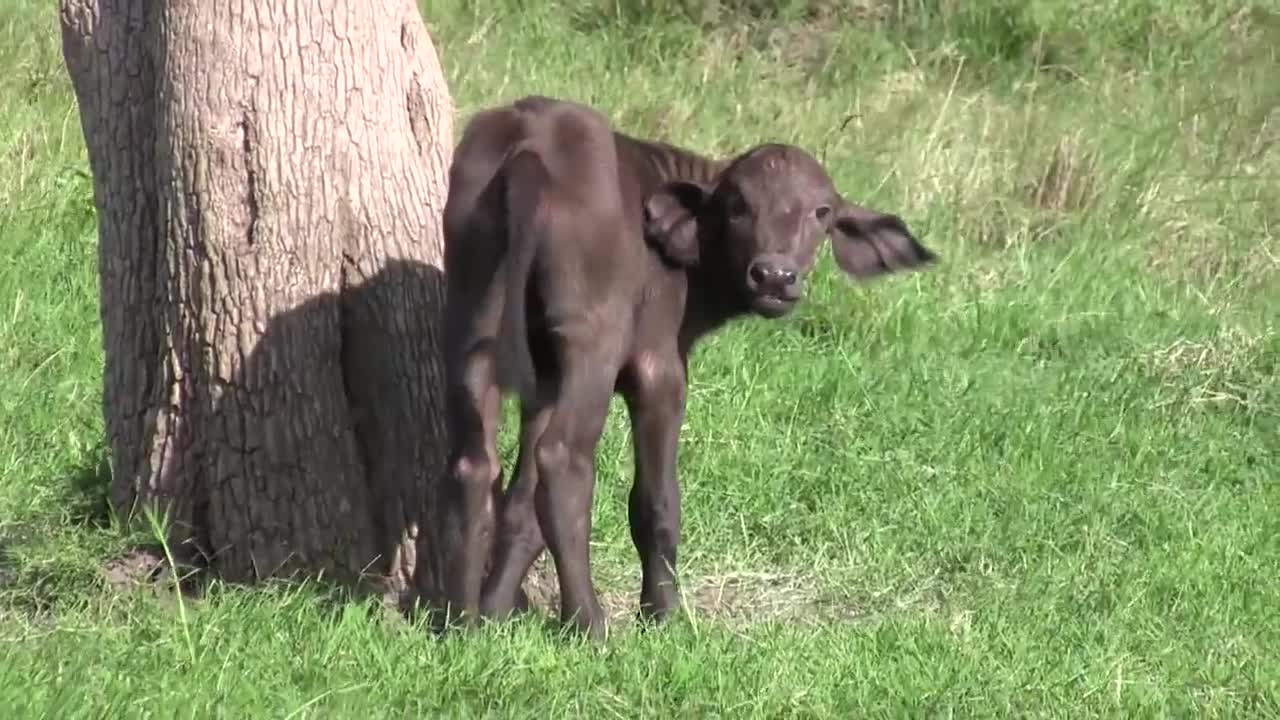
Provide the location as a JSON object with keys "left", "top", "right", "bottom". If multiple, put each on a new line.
{"left": 58, "top": 0, "right": 455, "bottom": 604}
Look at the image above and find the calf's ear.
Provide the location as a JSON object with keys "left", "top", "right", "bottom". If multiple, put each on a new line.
{"left": 643, "top": 180, "right": 709, "bottom": 267}
{"left": 827, "top": 199, "right": 938, "bottom": 280}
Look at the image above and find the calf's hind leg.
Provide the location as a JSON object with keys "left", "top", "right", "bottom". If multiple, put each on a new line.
{"left": 533, "top": 340, "right": 622, "bottom": 641}
{"left": 480, "top": 401, "right": 552, "bottom": 619}
{"left": 439, "top": 290, "right": 506, "bottom": 625}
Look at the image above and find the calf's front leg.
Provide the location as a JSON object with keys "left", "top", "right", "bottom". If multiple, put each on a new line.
{"left": 623, "top": 357, "right": 687, "bottom": 623}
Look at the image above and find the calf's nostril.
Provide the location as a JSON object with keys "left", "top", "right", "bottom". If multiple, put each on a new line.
{"left": 748, "top": 260, "right": 798, "bottom": 292}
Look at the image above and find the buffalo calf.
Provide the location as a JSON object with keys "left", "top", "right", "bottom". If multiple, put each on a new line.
{"left": 438, "top": 95, "right": 937, "bottom": 640}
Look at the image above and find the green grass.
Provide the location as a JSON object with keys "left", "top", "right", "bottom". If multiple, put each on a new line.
{"left": 3, "top": 0, "right": 1280, "bottom": 716}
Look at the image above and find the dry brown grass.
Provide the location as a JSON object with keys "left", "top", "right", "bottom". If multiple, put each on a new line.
{"left": 1029, "top": 131, "right": 1102, "bottom": 213}
{"left": 1141, "top": 324, "right": 1277, "bottom": 411}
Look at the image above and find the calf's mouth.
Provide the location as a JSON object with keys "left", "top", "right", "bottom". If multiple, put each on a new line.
{"left": 750, "top": 291, "right": 798, "bottom": 318}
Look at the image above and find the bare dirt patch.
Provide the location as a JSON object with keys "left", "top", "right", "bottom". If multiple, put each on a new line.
{"left": 518, "top": 553, "right": 870, "bottom": 629}
{"left": 101, "top": 543, "right": 205, "bottom": 600}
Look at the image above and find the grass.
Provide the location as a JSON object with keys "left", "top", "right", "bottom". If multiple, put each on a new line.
{"left": 3, "top": 0, "right": 1280, "bottom": 716}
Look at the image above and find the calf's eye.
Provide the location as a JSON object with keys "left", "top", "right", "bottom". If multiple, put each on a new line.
{"left": 814, "top": 206, "right": 831, "bottom": 222}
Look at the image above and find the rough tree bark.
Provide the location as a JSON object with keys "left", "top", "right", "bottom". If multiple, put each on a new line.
{"left": 58, "top": 0, "right": 455, "bottom": 604}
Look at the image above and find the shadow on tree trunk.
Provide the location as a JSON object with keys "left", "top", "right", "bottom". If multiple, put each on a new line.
{"left": 93, "top": 259, "right": 451, "bottom": 621}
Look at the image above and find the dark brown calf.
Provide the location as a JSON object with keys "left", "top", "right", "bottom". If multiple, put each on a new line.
{"left": 438, "top": 95, "right": 937, "bottom": 640}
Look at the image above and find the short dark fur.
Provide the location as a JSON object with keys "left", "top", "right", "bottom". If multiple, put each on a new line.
{"left": 438, "top": 95, "right": 937, "bottom": 640}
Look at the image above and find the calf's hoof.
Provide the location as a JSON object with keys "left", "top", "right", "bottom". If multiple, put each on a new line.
{"left": 479, "top": 584, "right": 533, "bottom": 621}
{"left": 560, "top": 604, "right": 608, "bottom": 645}
{"left": 636, "top": 605, "right": 674, "bottom": 628}
{"left": 637, "top": 584, "right": 680, "bottom": 626}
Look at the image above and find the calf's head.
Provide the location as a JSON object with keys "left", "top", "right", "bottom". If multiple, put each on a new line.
{"left": 643, "top": 143, "right": 937, "bottom": 318}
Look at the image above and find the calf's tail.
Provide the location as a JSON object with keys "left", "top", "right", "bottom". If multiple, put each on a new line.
{"left": 495, "top": 148, "right": 548, "bottom": 406}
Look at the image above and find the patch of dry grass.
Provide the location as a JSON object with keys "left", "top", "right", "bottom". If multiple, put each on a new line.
{"left": 1141, "top": 324, "right": 1278, "bottom": 411}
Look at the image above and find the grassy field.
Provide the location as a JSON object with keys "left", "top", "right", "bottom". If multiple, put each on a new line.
{"left": 3, "top": 0, "right": 1279, "bottom": 716}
